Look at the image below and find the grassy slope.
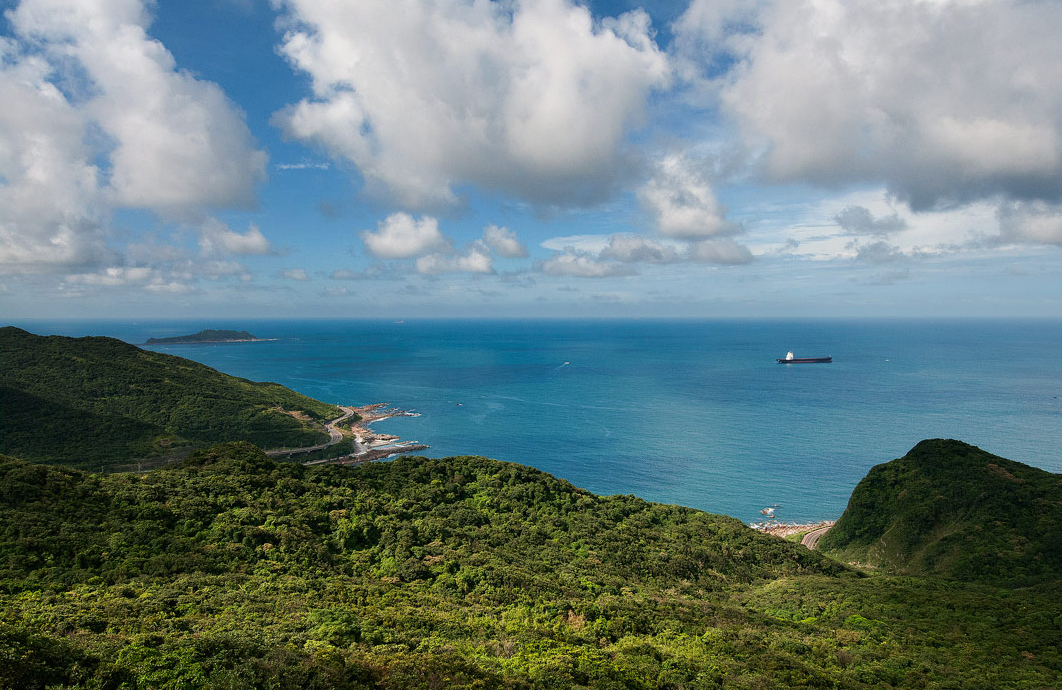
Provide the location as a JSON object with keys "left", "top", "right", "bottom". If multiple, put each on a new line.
{"left": 1, "top": 444, "right": 1059, "bottom": 689}
{"left": 0, "top": 327, "right": 341, "bottom": 469}
{"left": 818, "top": 439, "right": 1062, "bottom": 585}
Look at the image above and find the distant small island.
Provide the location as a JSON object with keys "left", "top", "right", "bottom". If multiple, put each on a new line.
{"left": 145, "top": 329, "right": 268, "bottom": 345}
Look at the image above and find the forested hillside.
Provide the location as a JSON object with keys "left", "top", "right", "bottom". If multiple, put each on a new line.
{"left": 1, "top": 443, "right": 1059, "bottom": 689}
{"left": 0, "top": 327, "right": 340, "bottom": 470}
{"left": 819, "top": 439, "right": 1062, "bottom": 585}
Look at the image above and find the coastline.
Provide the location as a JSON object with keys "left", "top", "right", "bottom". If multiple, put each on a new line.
{"left": 304, "top": 403, "right": 428, "bottom": 465}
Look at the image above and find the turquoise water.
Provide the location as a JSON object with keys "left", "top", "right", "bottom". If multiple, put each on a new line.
{"left": 11, "top": 318, "right": 1062, "bottom": 523}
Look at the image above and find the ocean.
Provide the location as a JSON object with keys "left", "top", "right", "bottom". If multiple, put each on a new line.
{"left": 11, "top": 318, "right": 1062, "bottom": 524}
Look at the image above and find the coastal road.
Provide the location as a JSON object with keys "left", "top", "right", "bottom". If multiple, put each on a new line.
{"left": 801, "top": 525, "right": 832, "bottom": 550}
{"left": 266, "top": 406, "right": 355, "bottom": 457}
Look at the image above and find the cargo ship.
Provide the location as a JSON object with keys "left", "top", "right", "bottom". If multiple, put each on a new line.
{"left": 777, "top": 351, "right": 832, "bottom": 363}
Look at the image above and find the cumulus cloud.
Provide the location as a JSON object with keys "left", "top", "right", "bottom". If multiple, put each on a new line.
{"left": 482, "top": 225, "right": 528, "bottom": 259}
{"left": 834, "top": 206, "right": 907, "bottom": 237}
{"left": 536, "top": 249, "right": 638, "bottom": 278}
{"left": 415, "top": 241, "right": 494, "bottom": 275}
{"left": 10, "top": 0, "right": 267, "bottom": 215}
{"left": 272, "top": 0, "right": 669, "bottom": 208}
{"left": 688, "top": 239, "right": 753, "bottom": 265}
{"left": 0, "top": 0, "right": 267, "bottom": 276}
{"left": 705, "top": 0, "right": 1062, "bottom": 211}
{"left": 0, "top": 38, "right": 110, "bottom": 271}
{"left": 199, "top": 219, "right": 272, "bottom": 256}
{"left": 361, "top": 213, "right": 450, "bottom": 259}
{"left": 600, "top": 234, "right": 682, "bottom": 264}
{"left": 638, "top": 153, "right": 730, "bottom": 238}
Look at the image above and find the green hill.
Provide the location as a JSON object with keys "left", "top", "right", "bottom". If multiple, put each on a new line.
{"left": 1, "top": 444, "right": 1059, "bottom": 689}
{"left": 818, "top": 439, "right": 1062, "bottom": 585}
{"left": 0, "top": 327, "right": 340, "bottom": 469}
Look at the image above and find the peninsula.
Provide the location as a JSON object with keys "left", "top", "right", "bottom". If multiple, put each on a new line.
{"left": 145, "top": 329, "right": 270, "bottom": 344}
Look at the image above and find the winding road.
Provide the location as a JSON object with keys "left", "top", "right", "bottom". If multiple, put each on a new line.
{"left": 266, "top": 406, "right": 356, "bottom": 457}
{"left": 801, "top": 525, "right": 832, "bottom": 550}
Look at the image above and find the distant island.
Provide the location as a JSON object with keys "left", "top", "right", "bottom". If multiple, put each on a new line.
{"left": 145, "top": 329, "right": 266, "bottom": 344}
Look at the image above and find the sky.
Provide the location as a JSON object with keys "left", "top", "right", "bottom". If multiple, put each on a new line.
{"left": 1, "top": 0, "right": 1060, "bottom": 319}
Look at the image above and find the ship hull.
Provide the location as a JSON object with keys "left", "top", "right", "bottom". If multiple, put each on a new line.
{"left": 777, "top": 357, "right": 832, "bottom": 363}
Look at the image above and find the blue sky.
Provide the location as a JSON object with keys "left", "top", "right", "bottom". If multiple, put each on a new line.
{"left": 1, "top": 0, "right": 1060, "bottom": 319}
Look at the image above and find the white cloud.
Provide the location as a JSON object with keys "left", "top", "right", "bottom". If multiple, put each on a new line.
{"left": 281, "top": 268, "right": 309, "bottom": 281}
{"left": 273, "top": 0, "right": 669, "bottom": 208}
{"left": 688, "top": 239, "right": 753, "bottom": 265}
{"left": 10, "top": 0, "right": 266, "bottom": 216}
{"left": 415, "top": 241, "right": 494, "bottom": 275}
{"left": 0, "top": 0, "right": 267, "bottom": 276}
{"left": 361, "top": 213, "right": 450, "bottom": 259}
{"left": 198, "top": 219, "right": 272, "bottom": 256}
{"left": 638, "top": 153, "right": 728, "bottom": 238}
{"left": 482, "top": 224, "right": 528, "bottom": 259}
{"left": 706, "top": 0, "right": 1062, "bottom": 211}
{"left": 537, "top": 249, "right": 638, "bottom": 278}
{"left": 0, "top": 39, "right": 110, "bottom": 271}
{"left": 600, "top": 234, "right": 682, "bottom": 264}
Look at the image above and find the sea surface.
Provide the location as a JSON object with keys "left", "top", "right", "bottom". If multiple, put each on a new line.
{"left": 11, "top": 318, "right": 1062, "bottom": 524}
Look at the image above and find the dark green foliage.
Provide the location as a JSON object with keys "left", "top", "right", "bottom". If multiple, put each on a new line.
{"left": 1, "top": 443, "right": 1059, "bottom": 688}
{"left": 819, "top": 439, "right": 1062, "bottom": 585}
{"left": 0, "top": 327, "right": 340, "bottom": 469}
{"left": 145, "top": 329, "right": 257, "bottom": 344}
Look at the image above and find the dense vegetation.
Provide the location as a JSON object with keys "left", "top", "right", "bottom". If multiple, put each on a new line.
{"left": 0, "top": 327, "right": 340, "bottom": 470}
{"left": 1, "top": 443, "right": 1059, "bottom": 689}
{"left": 819, "top": 439, "right": 1062, "bottom": 585}
{"left": 145, "top": 330, "right": 257, "bottom": 344}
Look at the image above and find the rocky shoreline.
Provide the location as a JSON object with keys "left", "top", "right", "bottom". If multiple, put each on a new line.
{"left": 304, "top": 403, "right": 428, "bottom": 465}
{"left": 751, "top": 520, "right": 835, "bottom": 538}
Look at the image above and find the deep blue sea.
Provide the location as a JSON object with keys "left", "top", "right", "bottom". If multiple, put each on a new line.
{"left": 10, "top": 318, "right": 1062, "bottom": 524}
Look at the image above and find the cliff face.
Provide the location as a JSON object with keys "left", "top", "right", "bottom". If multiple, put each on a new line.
{"left": 819, "top": 439, "right": 1062, "bottom": 585}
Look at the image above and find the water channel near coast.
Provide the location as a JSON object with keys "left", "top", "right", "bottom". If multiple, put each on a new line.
{"left": 19, "top": 318, "right": 1062, "bottom": 524}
